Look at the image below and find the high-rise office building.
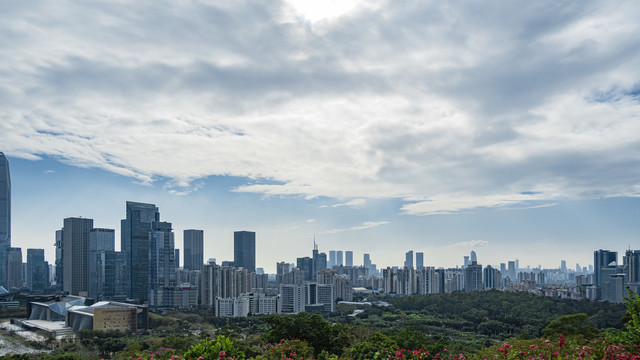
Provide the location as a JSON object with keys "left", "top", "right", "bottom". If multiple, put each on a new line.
{"left": 234, "top": 231, "right": 256, "bottom": 272}
{"left": 296, "top": 257, "right": 314, "bottom": 281}
{"left": 175, "top": 249, "right": 180, "bottom": 268}
{"left": 345, "top": 251, "right": 353, "bottom": 267}
{"left": 149, "top": 221, "right": 177, "bottom": 306}
{"left": 0, "top": 152, "right": 10, "bottom": 288}
{"left": 416, "top": 252, "right": 424, "bottom": 269}
{"left": 27, "top": 249, "right": 48, "bottom": 292}
{"left": 624, "top": 249, "right": 640, "bottom": 283}
{"left": 404, "top": 250, "right": 414, "bottom": 268}
{"left": 6, "top": 247, "right": 22, "bottom": 289}
{"left": 483, "top": 265, "right": 502, "bottom": 290}
{"left": 88, "top": 228, "right": 115, "bottom": 300}
{"left": 311, "top": 243, "right": 327, "bottom": 281}
{"left": 122, "top": 201, "right": 159, "bottom": 301}
{"left": 594, "top": 249, "right": 618, "bottom": 287}
{"left": 507, "top": 261, "right": 516, "bottom": 280}
{"left": 329, "top": 251, "right": 336, "bottom": 268}
{"left": 55, "top": 229, "right": 63, "bottom": 288}
{"left": 336, "top": 251, "right": 343, "bottom": 267}
{"left": 464, "top": 261, "right": 482, "bottom": 292}
{"left": 184, "top": 229, "right": 204, "bottom": 271}
{"left": 470, "top": 251, "right": 477, "bottom": 263}
{"left": 363, "top": 254, "right": 371, "bottom": 269}
{"left": 63, "top": 217, "right": 93, "bottom": 296}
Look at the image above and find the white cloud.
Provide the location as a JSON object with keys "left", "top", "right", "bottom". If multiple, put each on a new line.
{"left": 326, "top": 221, "right": 390, "bottom": 234}
{"left": 1, "top": 0, "right": 640, "bottom": 214}
{"left": 321, "top": 199, "right": 367, "bottom": 208}
{"left": 449, "top": 240, "right": 489, "bottom": 248}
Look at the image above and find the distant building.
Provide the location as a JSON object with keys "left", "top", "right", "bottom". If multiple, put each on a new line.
{"left": 88, "top": 228, "right": 115, "bottom": 300}
{"left": 336, "top": 251, "right": 343, "bottom": 267}
{"left": 149, "top": 221, "right": 177, "bottom": 309}
{"left": 416, "top": 252, "right": 424, "bottom": 269}
{"left": 594, "top": 249, "right": 617, "bottom": 287}
{"left": 345, "top": 251, "right": 353, "bottom": 267}
{"left": 464, "top": 261, "right": 482, "bottom": 292}
{"left": 483, "top": 265, "right": 502, "bottom": 290}
{"left": 0, "top": 152, "right": 10, "bottom": 288}
{"left": 404, "top": 251, "right": 414, "bottom": 269}
{"left": 234, "top": 231, "right": 256, "bottom": 272}
{"left": 122, "top": 201, "right": 159, "bottom": 302}
{"left": 63, "top": 217, "right": 93, "bottom": 296}
{"left": 184, "top": 229, "right": 204, "bottom": 271}
{"left": 6, "top": 247, "right": 22, "bottom": 289}
{"left": 27, "top": 249, "right": 48, "bottom": 292}
{"left": 66, "top": 301, "right": 149, "bottom": 332}
{"left": 55, "top": 229, "right": 64, "bottom": 289}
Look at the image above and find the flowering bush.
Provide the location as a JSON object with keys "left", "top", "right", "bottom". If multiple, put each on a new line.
{"left": 182, "top": 336, "right": 245, "bottom": 360}
{"left": 476, "top": 336, "right": 640, "bottom": 360}
{"left": 255, "top": 339, "right": 315, "bottom": 360}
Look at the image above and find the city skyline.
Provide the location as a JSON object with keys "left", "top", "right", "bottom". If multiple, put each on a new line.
{"left": 3, "top": 154, "right": 640, "bottom": 273}
{"left": 1, "top": 1, "right": 640, "bottom": 272}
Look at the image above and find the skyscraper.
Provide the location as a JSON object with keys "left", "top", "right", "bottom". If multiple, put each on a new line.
{"left": 0, "top": 152, "right": 10, "bottom": 288}
{"left": 27, "top": 249, "right": 48, "bottom": 292}
{"left": 184, "top": 229, "right": 204, "bottom": 271}
{"left": 345, "top": 251, "right": 353, "bottom": 267}
{"left": 404, "top": 250, "right": 414, "bottom": 268}
{"left": 122, "top": 201, "right": 159, "bottom": 301}
{"left": 336, "top": 251, "right": 343, "bottom": 267}
{"left": 55, "top": 229, "right": 63, "bottom": 289}
{"left": 624, "top": 249, "right": 640, "bottom": 283}
{"left": 416, "top": 252, "right": 424, "bottom": 269}
{"left": 6, "top": 247, "right": 22, "bottom": 289}
{"left": 464, "top": 261, "right": 482, "bottom": 292}
{"left": 594, "top": 249, "right": 618, "bottom": 287}
{"left": 234, "top": 231, "right": 256, "bottom": 272}
{"left": 63, "top": 217, "right": 93, "bottom": 296}
{"left": 88, "top": 228, "right": 115, "bottom": 300}
{"left": 329, "top": 251, "right": 336, "bottom": 268}
{"left": 149, "top": 221, "right": 177, "bottom": 306}
{"left": 363, "top": 254, "right": 371, "bottom": 268}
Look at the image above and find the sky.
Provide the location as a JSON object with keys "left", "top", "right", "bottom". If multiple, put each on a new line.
{"left": 1, "top": 0, "right": 639, "bottom": 273}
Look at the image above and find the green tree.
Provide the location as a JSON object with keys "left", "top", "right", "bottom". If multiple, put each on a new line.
{"left": 542, "top": 313, "right": 598, "bottom": 339}
{"left": 615, "top": 287, "right": 640, "bottom": 345}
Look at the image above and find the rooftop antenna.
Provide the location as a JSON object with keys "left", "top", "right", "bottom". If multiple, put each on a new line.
{"left": 313, "top": 235, "right": 318, "bottom": 251}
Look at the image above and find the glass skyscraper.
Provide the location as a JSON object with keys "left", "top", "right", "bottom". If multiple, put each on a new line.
{"left": 234, "top": 231, "right": 256, "bottom": 272}
{"left": 0, "top": 152, "right": 10, "bottom": 288}
{"left": 122, "top": 201, "right": 159, "bottom": 302}
{"left": 183, "top": 229, "right": 204, "bottom": 271}
{"left": 63, "top": 217, "right": 94, "bottom": 295}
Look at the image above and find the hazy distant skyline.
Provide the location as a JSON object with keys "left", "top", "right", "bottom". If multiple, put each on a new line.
{"left": 1, "top": 1, "right": 639, "bottom": 272}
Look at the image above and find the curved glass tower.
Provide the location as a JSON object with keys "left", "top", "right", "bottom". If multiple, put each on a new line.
{"left": 0, "top": 152, "right": 10, "bottom": 287}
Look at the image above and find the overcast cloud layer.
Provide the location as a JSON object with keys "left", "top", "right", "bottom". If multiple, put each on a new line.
{"left": 2, "top": 0, "right": 640, "bottom": 215}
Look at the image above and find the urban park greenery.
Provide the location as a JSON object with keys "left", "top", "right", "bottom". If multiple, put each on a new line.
{"left": 1, "top": 289, "right": 639, "bottom": 360}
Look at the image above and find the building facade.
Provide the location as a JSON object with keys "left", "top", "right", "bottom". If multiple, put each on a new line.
{"left": 184, "top": 229, "right": 204, "bottom": 271}
{"left": 233, "top": 231, "right": 256, "bottom": 272}
{"left": 122, "top": 201, "right": 159, "bottom": 302}
{"left": 63, "top": 217, "right": 94, "bottom": 296}
{"left": 0, "top": 153, "right": 10, "bottom": 288}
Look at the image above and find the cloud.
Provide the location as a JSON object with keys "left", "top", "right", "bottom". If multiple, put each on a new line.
{"left": 400, "top": 193, "right": 556, "bottom": 216}
{"left": 1, "top": 0, "right": 640, "bottom": 214}
{"left": 321, "top": 199, "right": 367, "bottom": 208}
{"left": 326, "top": 221, "right": 390, "bottom": 234}
{"left": 449, "top": 240, "right": 489, "bottom": 248}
